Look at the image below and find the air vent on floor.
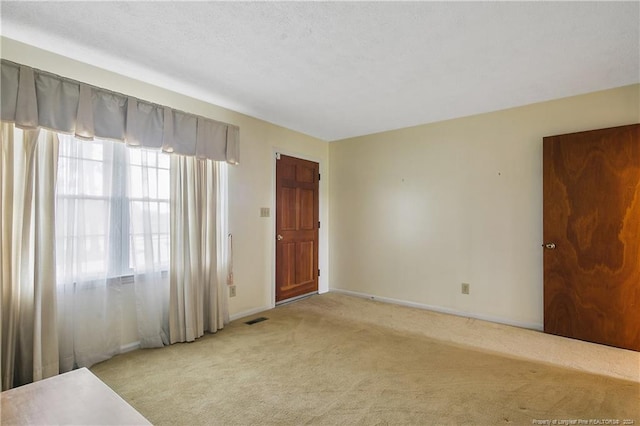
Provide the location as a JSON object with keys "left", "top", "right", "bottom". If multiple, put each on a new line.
{"left": 245, "top": 317, "right": 268, "bottom": 325}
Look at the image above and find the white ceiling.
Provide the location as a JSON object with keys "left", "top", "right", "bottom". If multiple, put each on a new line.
{"left": 1, "top": 2, "right": 639, "bottom": 141}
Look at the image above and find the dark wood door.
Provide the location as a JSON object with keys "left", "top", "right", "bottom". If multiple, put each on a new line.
{"left": 543, "top": 124, "right": 640, "bottom": 351}
{"left": 275, "top": 154, "right": 319, "bottom": 302}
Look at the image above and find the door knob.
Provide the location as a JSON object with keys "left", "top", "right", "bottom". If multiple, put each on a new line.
{"left": 543, "top": 243, "right": 556, "bottom": 249}
{"left": 277, "top": 234, "right": 283, "bottom": 241}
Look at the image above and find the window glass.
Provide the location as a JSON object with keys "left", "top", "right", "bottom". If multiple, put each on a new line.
{"left": 55, "top": 136, "right": 170, "bottom": 281}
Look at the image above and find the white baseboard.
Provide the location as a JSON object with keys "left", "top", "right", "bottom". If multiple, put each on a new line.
{"left": 330, "top": 288, "right": 543, "bottom": 331}
{"left": 120, "top": 341, "right": 141, "bottom": 353}
{"left": 229, "top": 305, "right": 272, "bottom": 322}
{"left": 117, "top": 306, "right": 274, "bottom": 351}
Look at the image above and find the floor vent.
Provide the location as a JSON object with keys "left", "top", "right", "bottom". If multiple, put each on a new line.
{"left": 245, "top": 317, "right": 268, "bottom": 325}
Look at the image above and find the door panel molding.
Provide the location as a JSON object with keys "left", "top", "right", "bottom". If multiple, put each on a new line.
{"left": 275, "top": 153, "right": 320, "bottom": 303}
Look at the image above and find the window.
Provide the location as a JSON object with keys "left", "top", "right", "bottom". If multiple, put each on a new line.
{"left": 55, "top": 134, "right": 170, "bottom": 283}
{"left": 127, "top": 147, "right": 170, "bottom": 274}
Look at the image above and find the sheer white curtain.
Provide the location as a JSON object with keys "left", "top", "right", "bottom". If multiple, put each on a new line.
{"left": 127, "top": 149, "right": 170, "bottom": 347}
{"left": 56, "top": 135, "right": 124, "bottom": 371}
{"left": 1, "top": 123, "right": 59, "bottom": 390}
{"left": 56, "top": 135, "right": 169, "bottom": 372}
{"left": 169, "top": 155, "right": 228, "bottom": 343}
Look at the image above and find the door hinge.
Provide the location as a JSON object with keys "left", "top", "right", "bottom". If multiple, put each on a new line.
{"left": 318, "top": 221, "right": 321, "bottom": 229}
{"left": 276, "top": 152, "right": 281, "bottom": 160}
{"left": 318, "top": 173, "right": 321, "bottom": 181}
{"left": 318, "top": 269, "right": 320, "bottom": 277}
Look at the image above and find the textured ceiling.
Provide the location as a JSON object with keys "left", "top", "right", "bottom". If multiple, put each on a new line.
{"left": 1, "top": 2, "right": 639, "bottom": 141}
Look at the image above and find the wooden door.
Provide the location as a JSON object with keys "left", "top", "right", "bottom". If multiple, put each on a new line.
{"left": 543, "top": 124, "right": 640, "bottom": 351}
{"left": 275, "top": 154, "right": 319, "bottom": 302}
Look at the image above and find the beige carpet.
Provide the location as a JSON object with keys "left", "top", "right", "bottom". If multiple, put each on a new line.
{"left": 91, "top": 293, "right": 640, "bottom": 425}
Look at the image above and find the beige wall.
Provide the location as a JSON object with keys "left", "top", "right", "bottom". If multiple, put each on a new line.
{"left": 329, "top": 84, "right": 640, "bottom": 329}
{"left": 1, "top": 38, "right": 330, "bottom": 344}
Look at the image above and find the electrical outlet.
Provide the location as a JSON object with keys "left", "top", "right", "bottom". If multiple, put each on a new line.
{"left": 461, "top": 283, "right": 470, "bottom": 295}
{"left": 229, "top": 285, "right": 236, "bottom": 297}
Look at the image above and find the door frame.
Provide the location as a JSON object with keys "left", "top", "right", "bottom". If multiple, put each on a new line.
{"left": 271, "top": 147, "right": 328, "bottom": 308}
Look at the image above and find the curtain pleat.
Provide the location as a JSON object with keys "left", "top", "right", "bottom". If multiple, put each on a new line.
{"left": 225, "top": 127, "right": 240, "bottom": 166}
{"left": 92, "top": 91, "right": 127, "bottom": 141}
{"left": 35, "top": 72, "right": 79, "bottom": 133}
{"left": 196, "top": 117, "right": 228, "bottom": 160}
{"left": 15, "top": 66, "right": 38, "bottom": 129}
{"left": 1, "top": 60, "right": 240, "bottom": 164}
{"left": 75, "top": 84, "right": 94, "bottom": 139}
{"left": 126, "top": 98, "right": 164, "bottom": 149}
{"left": 171, "top": 112, "right": 198, "bottom": 157}
{"left": 0, "top": 123, "right": 59, "bottom": 390}
{"left": 169, "top": 156, "right": 227, "bottom": 344}
{"left": 29, "top": 129, "right": 59, "bottom": 383}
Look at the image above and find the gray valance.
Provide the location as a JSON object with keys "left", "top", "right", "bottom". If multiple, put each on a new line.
{"left": 0, "top": 60, "right": 239, "bottom": 164}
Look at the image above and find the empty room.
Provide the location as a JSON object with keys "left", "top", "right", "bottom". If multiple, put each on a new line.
{"left": 1, "top": 2, "right": 639, "bottom": 425}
